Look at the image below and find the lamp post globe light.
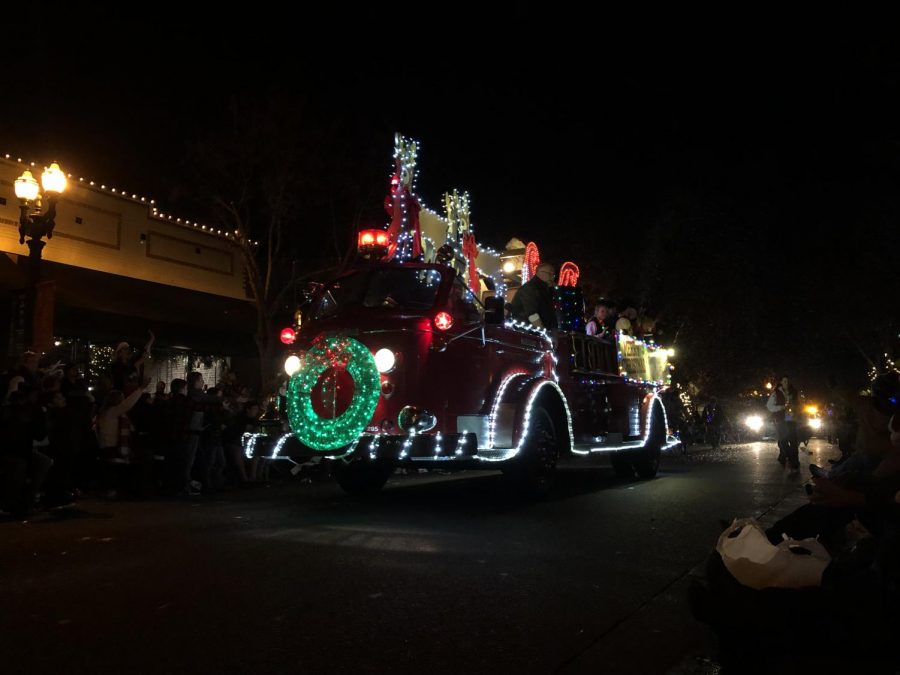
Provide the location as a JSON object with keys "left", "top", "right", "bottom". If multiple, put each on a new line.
{"left": 15, "top": 161, "right": 67, "bottom": 260}
{"left": 14, "top": 162, "right": 67, "bottom": 351}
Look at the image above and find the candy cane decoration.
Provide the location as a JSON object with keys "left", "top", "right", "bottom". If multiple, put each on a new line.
{"left": 559, "top": 261, "right": 580, "bottom": 287}
{"left": 462, "top": 233, "right": 480, "bottom": 294}
{"left": 523, "top": 242, "right": 540, "bottom": 283}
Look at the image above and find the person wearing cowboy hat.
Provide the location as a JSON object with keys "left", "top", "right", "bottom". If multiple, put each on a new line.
{"left": 111, "top": 330, "right": 155, "bottom": 393}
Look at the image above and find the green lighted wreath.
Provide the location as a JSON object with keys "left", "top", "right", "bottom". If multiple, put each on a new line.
{"left": 286, "top": 336, "right": 381, "bottom": 451}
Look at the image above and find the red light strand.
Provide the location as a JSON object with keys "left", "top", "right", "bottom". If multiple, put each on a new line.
{"left": 523, "top": 242, "right": 540, "bottom": 283}
{"left": 558, "top": 261, "right": 580, "bottom": 287}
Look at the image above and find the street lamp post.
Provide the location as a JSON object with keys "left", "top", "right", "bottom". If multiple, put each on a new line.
{"left": 14, "top": 162, "right": 67, "bottom": 350}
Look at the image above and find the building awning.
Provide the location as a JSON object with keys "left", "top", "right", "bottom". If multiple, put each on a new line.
{"left": 0, "top": 253, "right": 257, "bottom": 356}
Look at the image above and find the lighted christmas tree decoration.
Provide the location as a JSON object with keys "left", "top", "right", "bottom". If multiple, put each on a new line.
{"left": 442, "top": 190, "right": 461, "bottom": 243}
{"left": 523, "top": 242, "right": 540, "bottom": 283}
{"left": 384, "top": 134, "right": 424, "bottom": 261}
{"left": 552, "top": 285, "right": 586, "bottom": 332}
{"left": 442, "top": 189, "right": 473, "bottom": 277}
{"left": 286, "top": 336, "right": 381, "bottom": 451}
{"left": 558, "top": 261, "right": 580, "bottom": 287}
{"left": 422, "top": 236, "right": 435, "bottom": 263}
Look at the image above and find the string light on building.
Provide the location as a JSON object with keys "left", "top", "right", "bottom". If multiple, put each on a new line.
{"left": 2, "top": 153, "right": 236, "bottom": 241}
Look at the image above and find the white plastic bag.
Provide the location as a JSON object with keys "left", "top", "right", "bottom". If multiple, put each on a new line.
{"left": 716, "top": 518, "right": 831, "bottom": 590}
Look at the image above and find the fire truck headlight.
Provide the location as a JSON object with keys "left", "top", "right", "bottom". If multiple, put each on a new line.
{"left": 374, "top": 348, "right": 396, "bottom": 373}
{"left": 284, "top": 355, "right": 301, "bottom": 376}
{"left": 745, "top": 415, "right": 763, "bottom": 432}
{"left": 810, "top": 418, "right": 822, "bottom": 430}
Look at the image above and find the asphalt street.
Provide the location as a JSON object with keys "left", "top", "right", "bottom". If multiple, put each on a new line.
{"left": 2, "top": 439, "right": 830, "bottom": 674}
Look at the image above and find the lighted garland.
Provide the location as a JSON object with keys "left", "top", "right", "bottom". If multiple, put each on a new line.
{"left": 286, "top": 336, "right": 381, "bottom": 451}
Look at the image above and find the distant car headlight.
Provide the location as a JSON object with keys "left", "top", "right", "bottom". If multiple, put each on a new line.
{"left": 745, "top": 415, "right": 763, "bottom": 432}
{"left": 374, "top": 348, "right": 396, "bottom": 373}
{"left": 810, "top": 418, "right": 822, "bottom": 430}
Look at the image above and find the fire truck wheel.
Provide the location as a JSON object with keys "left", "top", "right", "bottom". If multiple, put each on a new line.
{"left": 633, "top": 405, "right": 665, "bottom": 479}
{"left": 503, "top": 405, "right": 558, "bottom": 497}
{"left": 610, "top": 454, "right": 635, "bottom": 479}
{"left": 331, "top": 458, "right": 394, "bottom": 497}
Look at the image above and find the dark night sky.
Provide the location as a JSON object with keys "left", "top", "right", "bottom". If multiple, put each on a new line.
{"left": 4, "top": 11, "right": 898, "bottom": 394}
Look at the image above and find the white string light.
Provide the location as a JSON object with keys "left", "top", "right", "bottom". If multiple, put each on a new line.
{"left": 1, "top": 152, "right": 236, "bottom": 241}
{"left": 433, "top": 432, "right": 443, "bottom": 457}
{"left": 504, "top": 319, "right": 551, "bottom": 340}
{"left": 399, "top": 432, "right": 414, "bottom": 459}
{"left": 488, "top": 371, "right": 529, "bottom": 448}
{"left": 480, "top": 379, "right": 575, "bottom": 462}
{"left": 243, "top": 432, "right": 266, "bottom": 459}
{"left": 270, "top": 433, "right": 293, "bottom": 458}
{"left": 368, "top": 435, "right": 381, "bottom": 460}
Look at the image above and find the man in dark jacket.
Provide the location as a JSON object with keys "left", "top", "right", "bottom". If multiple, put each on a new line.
{"left": 509, "top": 263, "right": 557, "bottom": 329}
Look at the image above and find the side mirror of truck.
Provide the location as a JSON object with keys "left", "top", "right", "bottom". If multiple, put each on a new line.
{"left": 484, "top": 296, "right": 505, "bottom": 325}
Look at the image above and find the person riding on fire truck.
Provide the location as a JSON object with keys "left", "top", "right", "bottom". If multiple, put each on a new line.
{"left": 509, "top": 263, "right": 557, "bottom": 329}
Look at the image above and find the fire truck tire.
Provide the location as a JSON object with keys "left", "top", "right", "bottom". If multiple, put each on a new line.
{"left": 634, "top": 405, "right": 665, "bottom": 479}
{"left": 502, "top": 405, "right": 558, "bottom": 497}
{"left": 610, "top": 454, "right": 635, "bottom": 478}
{"left": 331, "top": 458, "right": 394, "bottom": 496}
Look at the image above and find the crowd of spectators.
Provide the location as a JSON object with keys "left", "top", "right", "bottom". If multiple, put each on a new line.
{"left": 0, "top": 336, "right": 272, "bottom": 519}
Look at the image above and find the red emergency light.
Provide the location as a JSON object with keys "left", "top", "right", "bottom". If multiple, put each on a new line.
{"left": 280, "top": 327, "right": 297, "bottom": 345}
{"left": 433, "top": 311, "right": 453, "bottom": 331}
{"left": 358, "top": 228, "right": 389, "bottom": 250}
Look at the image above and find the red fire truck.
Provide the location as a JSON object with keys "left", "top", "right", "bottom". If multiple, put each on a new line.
{"left": 243, "top": 136, "right": 677, "bottom": 495}
{"left": 244, "top": 259, "right": 677, "bottom": 495}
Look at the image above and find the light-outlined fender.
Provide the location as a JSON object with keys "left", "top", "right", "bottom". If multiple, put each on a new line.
{"left": 641, "top": 389, "right": 677, "bottom": 449}
{"left": 509, "top": 378, "right": 575, "bottom": 457}
{"left": 486, "top": 369, "right": 531, "bottom": 449}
